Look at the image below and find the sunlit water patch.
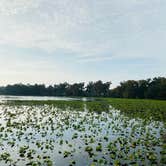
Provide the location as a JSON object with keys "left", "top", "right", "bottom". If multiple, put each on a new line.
{"left": 0, "top": 103, "right": 165, "bottom": 166}
{"left": 0, "top": 96, "right": 95, "bottom": 103}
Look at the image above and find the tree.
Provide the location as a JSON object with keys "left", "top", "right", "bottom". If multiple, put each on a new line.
{"left": 66, "top": 83, "right": 85, "bottom": 96}
{"left": 0, "top": 77, "right": 165, "bottom": 99}
{"left": 86, "top": 81, "right": 111, "bottom": 97}
{"left": 146, "top": 77, "right": 166, "bottom": 99}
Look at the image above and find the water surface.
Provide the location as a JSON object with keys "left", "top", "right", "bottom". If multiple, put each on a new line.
{"left": 0, "top": 101, "right": 165, "bottom": 166}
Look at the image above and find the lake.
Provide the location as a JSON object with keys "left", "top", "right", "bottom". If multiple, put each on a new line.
{"left": 0, "top": 98, "right": 165, "bottom": 166}
{"left": 0, "top": 95, "right": 93, "bottom": 102}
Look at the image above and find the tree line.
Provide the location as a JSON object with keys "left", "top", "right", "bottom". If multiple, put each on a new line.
{"left": 0, "top": 77, "right": 165, "bottom": 99}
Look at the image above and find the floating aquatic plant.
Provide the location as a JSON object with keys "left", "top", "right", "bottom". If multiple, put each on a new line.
{"left": 0, "top": 99, "right": 165, "bottom": 165}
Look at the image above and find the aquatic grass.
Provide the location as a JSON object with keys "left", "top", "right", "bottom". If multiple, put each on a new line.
{"left": 0, "top": 99, "right": 165, "bottom": 165}
{"left": 104, "top": 98, "right": 166, "bottom": 122}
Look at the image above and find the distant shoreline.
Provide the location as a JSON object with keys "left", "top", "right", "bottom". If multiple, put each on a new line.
{"left": 0, "top": 77, "right": 165, "bottom": 100}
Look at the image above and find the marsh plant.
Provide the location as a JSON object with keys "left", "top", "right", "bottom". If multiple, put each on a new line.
{"left": 0, "top": 99, "right": 165, "bottom": 165}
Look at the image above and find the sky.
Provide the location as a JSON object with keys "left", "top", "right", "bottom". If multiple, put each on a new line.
{"left": 0, "top": 0, "right": 165, "bottom": 87}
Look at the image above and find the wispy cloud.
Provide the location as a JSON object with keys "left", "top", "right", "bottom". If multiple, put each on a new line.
{"left": 0, "top": 0, "right": 165, "bottom": 85}
{"left": 0, "top": 0, "right": 165, "bottom": 62}
{"left": 0, "top": 0, "right": 39, "bottom": 15}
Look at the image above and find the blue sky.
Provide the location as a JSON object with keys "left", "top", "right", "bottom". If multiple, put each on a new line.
{"left": 0, "top": 0, "right": 165, "bottom": 87}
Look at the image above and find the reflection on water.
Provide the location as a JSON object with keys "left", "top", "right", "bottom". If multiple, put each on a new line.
{"left": 0, "top": 102, "right": 165, "bottom": 166}
{"left": 0, "top": 95, "right": 83, "bottom": 102}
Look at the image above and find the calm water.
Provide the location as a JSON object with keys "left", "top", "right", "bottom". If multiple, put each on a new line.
{"left": 0, "top": 95, "right": 92, "bottom": 102}
{"left": 0, "top": 102, "right": 165, "bottom": 166}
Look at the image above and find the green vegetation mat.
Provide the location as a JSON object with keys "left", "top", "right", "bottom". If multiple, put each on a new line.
{"left": 0, "top": 98, "right": 165, "bottom": 165}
